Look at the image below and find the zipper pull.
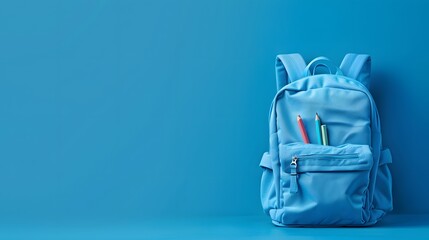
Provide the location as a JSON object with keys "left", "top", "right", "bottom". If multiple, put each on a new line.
{"left": 290, "top": 156, "right": 298, "bottom": 193}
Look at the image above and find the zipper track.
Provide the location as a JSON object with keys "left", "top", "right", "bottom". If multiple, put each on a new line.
{"left": 297, "top": 154, "right": 359, "bottom": 160}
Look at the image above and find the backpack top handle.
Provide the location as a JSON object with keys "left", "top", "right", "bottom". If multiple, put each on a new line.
{"left": 304, "top": 56, "right": 343, "bottom": 76}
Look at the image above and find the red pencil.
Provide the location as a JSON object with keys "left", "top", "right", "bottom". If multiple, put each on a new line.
{"left": 297, "top": 115, "right": 310, "bottom": 144}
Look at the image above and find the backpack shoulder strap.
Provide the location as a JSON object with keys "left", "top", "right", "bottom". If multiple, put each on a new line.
{"left": 275, "top": 54, "right": 306, "bottom": 91}
{"left": 340, "top": 53, "right": 371, "bottom": 88}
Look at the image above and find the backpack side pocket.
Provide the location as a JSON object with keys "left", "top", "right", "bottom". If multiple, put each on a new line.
{"left": 260, "top": 152, "right": 276, "bottom": 214}
{"left": 372, "top": 148, "right": 393, "bottom": 217}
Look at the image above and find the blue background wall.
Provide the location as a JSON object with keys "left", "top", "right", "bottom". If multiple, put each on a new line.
{"left": 0, "top": 0, "right": 428, "bottom": 223}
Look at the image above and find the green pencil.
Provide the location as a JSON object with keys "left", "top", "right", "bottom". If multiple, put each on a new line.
{"left": 321, "top": 125, "right": 329, "bottom": 146}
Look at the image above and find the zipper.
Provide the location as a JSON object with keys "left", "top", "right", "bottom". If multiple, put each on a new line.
{"left": 289, "top": 154, "right": 359, "bottom": 194}
{"left": 290, "top": 156, "right": 298, "bottom": 193}
{"left": 298, "top": 154, "right": 358, "bottom": 160}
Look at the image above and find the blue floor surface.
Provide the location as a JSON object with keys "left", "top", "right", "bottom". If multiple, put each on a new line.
{"left": 0, "top": 214, "right": 428, "bottom": 240}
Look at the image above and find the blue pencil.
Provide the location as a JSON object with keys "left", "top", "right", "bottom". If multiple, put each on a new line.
{"left": 315, "top": 113, "right": 323, "bottom": 145}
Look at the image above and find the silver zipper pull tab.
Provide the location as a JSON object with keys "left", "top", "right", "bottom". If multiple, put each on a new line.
{"left": 290, "top": 156, "right": 298, "bottom": 193}
{"left": 291, "top": 156, "right": 298, "bottom": 166}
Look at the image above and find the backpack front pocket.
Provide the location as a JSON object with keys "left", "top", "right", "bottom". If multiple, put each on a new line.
{"left": 274, "top": 143, "right": 373, "bottom": 226}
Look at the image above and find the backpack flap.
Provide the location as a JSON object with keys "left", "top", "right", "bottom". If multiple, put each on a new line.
{"left": 340, "top": 53, "right": 371, "bottom": 88}
{"left": 275, "top": 54, "right": 306, "bottom": 91}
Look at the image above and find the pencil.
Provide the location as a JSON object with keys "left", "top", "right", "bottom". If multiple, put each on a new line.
{"left": 321, "top": 125, "right": 329, "bottom": 146}
{"left": 297, "top": 115, "right": 310, "bottom": 144}
{"left": 315, "top": 113, "right": 323, "bottom": 145}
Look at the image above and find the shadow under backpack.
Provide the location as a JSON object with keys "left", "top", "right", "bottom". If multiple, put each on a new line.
{"left": 259, "top": 53, "right": 393, "bottom": 226}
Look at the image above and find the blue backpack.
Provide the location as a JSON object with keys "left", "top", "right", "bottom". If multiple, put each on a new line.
{"left": 259, "top": 54, "right": 393, "bottom": 226}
